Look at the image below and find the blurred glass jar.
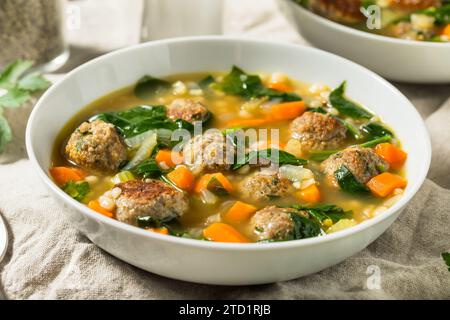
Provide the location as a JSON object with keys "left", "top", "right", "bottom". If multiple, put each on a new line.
{"left": 0, "top": 0, "right": 69, "bottom": 72}
{"left": 141, "top": 0, "right": 224, "bottom": 41}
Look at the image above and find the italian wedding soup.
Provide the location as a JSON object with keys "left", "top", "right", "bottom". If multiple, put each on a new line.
{"left": 50, "top": 66, "right": 408, "bottom": 243}
{"left": 295, "top": 0, "right": 450, "bottom": 42}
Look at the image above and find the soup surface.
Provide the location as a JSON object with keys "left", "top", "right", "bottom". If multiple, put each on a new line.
{"left": 296, "top": 0, "right": 450, "bottom": 42}
{"left": 50, "top": 66, "right": 408, "bottom": 243}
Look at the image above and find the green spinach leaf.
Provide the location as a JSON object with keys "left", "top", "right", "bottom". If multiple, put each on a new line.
{"left": 133, "top": 158, "right": 166, "bottom": 179}
{"left": 134, "top": 75, "right": 171, "bottom": 100}
{"left": 214, "top": 66, "right": 301, "bottom": 102}
{"left": 288, "top": 213, "right": 321, "bottom": 240}
{"left": 290, "top": 204, "right": 353, "bottom": 224}
{"left": 334, "top": 165, "right": 370, "bottom": 193}
{"left": 361, "top": 123, "right": 393, "bottom": 140}
{"left": 329, "top": 81, "right": 373, "bottom": 119}
{"left": 232, "top": 148, "right": 307, "bottom": 170}
{"left": 0, "top": 114, "right": 12, "bottom": 153}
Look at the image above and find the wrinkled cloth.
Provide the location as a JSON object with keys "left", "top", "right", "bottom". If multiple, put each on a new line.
{"left": 1, "top": 0, "right": 450, "bottom": 300}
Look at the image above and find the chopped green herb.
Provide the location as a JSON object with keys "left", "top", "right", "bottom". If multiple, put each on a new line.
{"left": 63, "top": 181, "right": 90, "bottom": 202}
{"left": 329, "top": 81, "right": 373, "bottom": 119}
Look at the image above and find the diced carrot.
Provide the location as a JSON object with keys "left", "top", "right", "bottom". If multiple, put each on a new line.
{"left": 269, "top": 101, "right": 306, "bottom": 121}
{"left": 88, "top": 200, "right": 114, "bottom": 218}
{"left": 195, "top": 174, "right": 212, "bottom": 193}
{"left": 375, "top": 143, "right": 407, "bottom": 170}
{"left": 225, "top": 118, "right": 269, "bottom": 129}
{"left": 155, "top": 149, "right": 183, "bottom": 168}
{"left": 50, "top": 167, "right": 85, "bottom": 186}
{"left": 194, "top": 173, "right": 234, "bottom": 194}
{"left": 167, "top": 166, "right": 195, "bottom": 191}
{"left": 442, "top": 24, "right": 450, "bottom": 37}
{"left": 147, "top": 227, "right": 169, "bottom": 235}
{"left": 297, "top": 184, "right": 321, "bottom": 203}
{"left": 203, "top": 223, "right": 249, "bottom": 243}
{"left": 268, "top": 81, "right": 293, "bottom": 93}
{"left": 223, "top": 201, "right": 258, "bottom": 223}
{"left": 366, "top": 172, "right": 407, "bottom": 198}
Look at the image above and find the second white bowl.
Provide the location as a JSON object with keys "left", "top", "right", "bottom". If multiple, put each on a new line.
{"left": 277, "top": 0, "right": 450, "bottom": 84}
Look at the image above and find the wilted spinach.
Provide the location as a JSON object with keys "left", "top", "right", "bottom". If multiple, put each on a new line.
{"left": 232, "top": 148, "right": 307, "bottom": 170}
{"left": 334, "top": 165, "right": 370, "bottom": 193}
{"left": 329, "top": 81, "right": 373, "bottom": 119}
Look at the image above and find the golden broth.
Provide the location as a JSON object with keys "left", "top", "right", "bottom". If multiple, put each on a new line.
{"left": 52, "top": 71, "right": 405, "bottom": 242}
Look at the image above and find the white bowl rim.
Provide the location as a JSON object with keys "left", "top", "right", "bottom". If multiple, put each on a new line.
{"left": 286, "top": 0, "right": 450, "bottom": 48}
{"left": 26, "top": 36, "right": 431, "bottom": 252}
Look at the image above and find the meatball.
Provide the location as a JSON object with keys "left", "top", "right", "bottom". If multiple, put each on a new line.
{"left": 182, "top": 131, "right": 235, "bottom": 174}
{"left": 241, "top": 172, "right": 291, "bottom": 201}
{"left": 321, "top": 146, "right": 389, "bottom": 185}
{"left": 65, "top": 120, "right": 127, "bottom": 172}
{"left": 167, "top": 98, "right": 210, "bottom": 123}
{"left": 309, "top": 0, "right": 365, "bottom": 24}
{"left": 115, "top": 180, "right": 189, "bottom": 225}
{"left": 290, "top": 112, "right": 347, "bottom": 151}
{"left": 250, "top": 206, "right": 308, "bottom": 241}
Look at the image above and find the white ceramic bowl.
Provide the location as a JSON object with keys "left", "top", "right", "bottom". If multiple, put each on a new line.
{"left": 26, "top": 37, "right": 430, "bottom": 285}
{"left": 277, "top": 0, "right": 450, "bottom": 83}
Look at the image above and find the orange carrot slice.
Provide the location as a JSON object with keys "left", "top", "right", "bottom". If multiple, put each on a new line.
{"left": 167, "top": 166, "right": 195, "bottom": 191}
{"left": 375, "top": 143, "right": 407, "bottom": 170}
{"left": 203, "top": 223, "right": 249, "bottom": 243}
{"left": 88, "top": 200, "right": 114, "bottom": 218}
{"left": 366, "top": 172, "right": 407, "bottom": 198}
{"left": 147, "top": 227, "right": 169, "bottom": 235}
{"left": 223, "top": 201, "right": 258, "bottom": 223}
{"left": 50, "top": 167, "right": 85, "bottom": 187}
{"left": 297, "top": 184, "right": 321, "bottom": 203}
{"left": 269, "top": 101, "right": 306, "bottom": 121}
{"left": 155, "top": 149, "right": 183, "bottom": 168}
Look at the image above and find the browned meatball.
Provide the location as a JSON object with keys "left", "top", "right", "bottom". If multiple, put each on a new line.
{"left": 290, "top": 112, "right": 347, "bottom": 152}
{"left": 250, "top": 206, "right": 308, "bottom": 241}
{"left": 65, "top": 120, "right": 127, "bottom": 173}
{"left": 241, "top": 172, "right": 291, "bottom": 201}
{"left": 167, "top": 98, "right": 210, "bottom": 123}
{"left": 321, "top": 146, "right": 388, "bottom": 185}
{"left": 309, "top": 0, "right": 365, "bottom": 24}
{"left": 182, "top": 131, "right": 235, "bottom": 174}
{"left": 115, "top": 180, "right": 189, "bottom": 225}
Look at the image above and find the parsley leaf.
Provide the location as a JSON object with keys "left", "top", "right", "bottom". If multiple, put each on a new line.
{"left": 0, "top": 113, "right": 13, "bottom": 153}
{"left": 442, "top": 252, "right": 450, "bottom": 272}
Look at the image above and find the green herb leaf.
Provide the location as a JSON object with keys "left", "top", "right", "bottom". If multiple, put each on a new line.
{"left": 134, "top": 76, "right": 171, "bottom": 100}
{"left": 18, "top": 73, "right": 51, "bottom": 91}
{"left": 359, "top": 135, "right": 392, "bottom": 148}
{"left": 232, "top": 148, "right": 307, "bottom": 170}
{"left": 198, "top": 75, "right": 215, "bottom": 89}
{"left": 288, "top": 213, "right": 321, "bottom": 240}
{"left": 329, "top": 81, "right": 373, "bottom": 119}
{"left": 361, "top": 123, "right": 393, "bottom": 140}
{"left": 93, "top": 105, "right": 174, "bottom": 138}
{"left": 0, "top": 60, "right": 33, "bottom": 88}
{"left": 0, "top": 87, "right": 31, "bottom": 108}
{"left": 214, "top": 66, "right": 302, "bottom": 102}
{"left": 290, "top": 204, "right": 353, "bottom": 224}
{"left": 0, "top": 114, "right": 13, "bottom": 153}
{"left": 62, "top": 181, "right": 90, "bottom": 202}
{"left": 334, "top": 165, "right": 370, "bottom": 193}
{"left": 133, "top": 158, "right": 166, "bottom": 179}
{"left": 442, "top": 252, "right": 450, "bottom": 272}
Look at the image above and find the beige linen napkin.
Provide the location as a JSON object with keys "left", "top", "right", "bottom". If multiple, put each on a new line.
{"left": 1, "top": 0, "right": 450, "bottom": 299}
